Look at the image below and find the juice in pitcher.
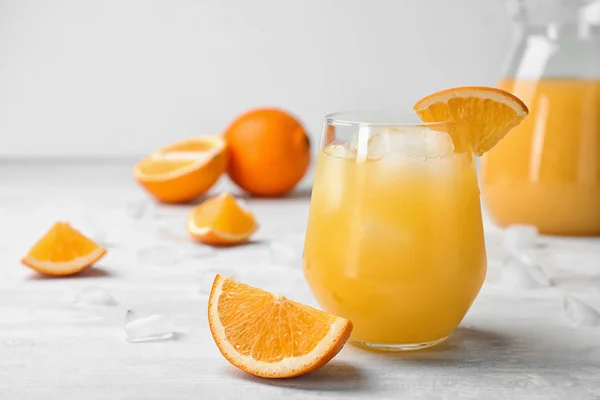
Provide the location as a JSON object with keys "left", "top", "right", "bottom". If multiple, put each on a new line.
{"left": 482, "top": 79, "right": 600, "bottom": 235}
{"left": 481, "top": 0, "right": 600, "bottom": 235}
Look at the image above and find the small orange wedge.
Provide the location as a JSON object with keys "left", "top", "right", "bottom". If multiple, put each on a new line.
{"left": 21, "top": 222, "right": 107, "bottom": 276}
{"left": 134, "top": 136, "right": 227, "bottom": 204}
{"left": 186, "top": 193, "right": 257, "bottom": 245}
{"left": 413, "top": 86, "right": 529, "bottom": 155}
{"left": 208, "top": 274, "right": 353, "bottom": 378}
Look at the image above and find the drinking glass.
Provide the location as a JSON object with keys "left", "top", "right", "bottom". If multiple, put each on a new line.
{"left": 303, "top": 110, "right": 487, "bottom": 351}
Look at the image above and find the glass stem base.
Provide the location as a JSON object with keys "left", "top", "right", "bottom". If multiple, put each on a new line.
{"left": 351, "top": 336, "right": 448, "bottom": 352}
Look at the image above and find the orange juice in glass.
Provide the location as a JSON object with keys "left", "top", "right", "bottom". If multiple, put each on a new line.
{"left": 303, "top": 111, "right": 487, "bottom": 350}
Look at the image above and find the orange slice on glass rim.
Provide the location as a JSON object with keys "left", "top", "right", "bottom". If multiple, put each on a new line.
{"left": 208, "top": 274, "right": 353, "bottom": 378}
{"left": 134, "top": 136, "right": 227, "bottom": 204}
{"left": 413, "top": 86, "right": 528, "bottom": 155}
{"left": 186, "top": 193, "right": 257, "bottom": 245}
{"left": 21, "top": 222, "right": 107, "bottom": 276}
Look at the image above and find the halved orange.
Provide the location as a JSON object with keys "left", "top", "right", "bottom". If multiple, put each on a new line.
{"left": 208, "top": 274, "right": 353, "bottom": 378}
{"left": 413, "top": 86, "right": 529, "bottom": 155}
{"left": 134, "top": 136, "right": 227, "bottom": 203}
{"left": 21, "top": 222, "right": 107, "bottom": 276}
{"left": 186, "top": 193, "right": 257, "bottom": 245}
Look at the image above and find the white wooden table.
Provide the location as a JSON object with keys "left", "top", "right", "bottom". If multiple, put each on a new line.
{"left": 1, "top": 162, "right": 599, "bottom": 400}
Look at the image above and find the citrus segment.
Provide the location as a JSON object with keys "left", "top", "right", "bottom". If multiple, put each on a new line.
{"left": 413, "top": 86, "right": 528, "bottom": 155}
{"left": 21, "top": 222, "right": 107, "bottom": 276}
{"left": 134, "top": 136, "right": 227, "bottom": 203}
{"left": 187, "top": 193, "right": 257, "bottom": 245}
{"left": 208, "top": 274, "right": 353, "bottom": 378}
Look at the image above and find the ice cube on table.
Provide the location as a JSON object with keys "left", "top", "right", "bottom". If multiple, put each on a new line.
{"left": 156, "top": 225, "right": 217, "bottom": 261}
{"left": 73, "top": 286, "right": 117, "bottom": 307}
{"left": 503, "top": 224, "right": 539, "bottom": 256}
{"left": 156, "top": 225, "right": 191, "bottom": 244}
{"left": 136, "top": 245, "right": 180, "bottom": 266}
{"left": 125, "top": 310, "right": 174, "bottom": 342}
{"left": 269, "top": 235, "right": 305, "bottom": 269}
{"left": 500, "top": 256, "right": 551, "bottom": 289}
{"left": 181, "top": 245, "right": 216, "bottom": 261}
{"left": 563, "top": 295, "right": 600, "bottom": 327}
{"left": 78, "top": 214, "right": 110, "bottom": 247}
{"left": 124, "top": 198, "right": 151, "bottom": 221}
{"left": 484, "top": 231, "right": 505, "bottom": 265}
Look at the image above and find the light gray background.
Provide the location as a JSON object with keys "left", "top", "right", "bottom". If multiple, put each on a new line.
{"left": 0, "top": 0, "right": 513, "bottom": 158}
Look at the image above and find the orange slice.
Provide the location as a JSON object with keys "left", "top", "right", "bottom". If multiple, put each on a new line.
{"left": 134, "top": 136, "right": 227, "bottom": 204}
{"left": 21, "top": 222, "right": 107, "bottom": 276}
{"left": 208, "top": 274, "right": 353, "bottom": 378}
{"left": 413, "top": 86, "right": 528, "bottom": 155}
{"left": 186, "top": 193, "right": 257, "bottom": 245}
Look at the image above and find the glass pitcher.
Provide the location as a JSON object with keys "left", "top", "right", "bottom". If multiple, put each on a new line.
{"left": 481, "top": 0, "right": 600, "bottom": 235}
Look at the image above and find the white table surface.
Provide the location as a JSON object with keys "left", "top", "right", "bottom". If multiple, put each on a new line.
{"left": 1, "top": 162, "right": 599, "bottom": 400}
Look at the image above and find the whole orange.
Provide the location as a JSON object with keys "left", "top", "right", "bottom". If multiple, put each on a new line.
{"left": 224, "top": 108, "right": 310, "bottom": 196}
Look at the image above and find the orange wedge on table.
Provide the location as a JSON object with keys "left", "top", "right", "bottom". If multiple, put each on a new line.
{"left": 187, "top": 193, "right": 257, "bottom": 245}
{"left": 208, "top": 274, "right": 353, "bottom": 378}
{"left": 134, "top": 136, "right": 227, "bottom": 204}
{"left": 21, "top": 222, "right": 107, "bottom": 276}
{"left": 413, "top": 86, "right": 529, "bottom": 155}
